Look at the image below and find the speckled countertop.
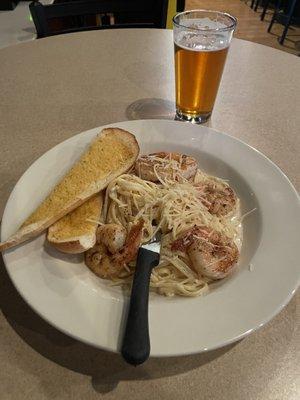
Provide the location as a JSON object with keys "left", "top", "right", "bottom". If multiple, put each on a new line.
{"left": 0, "top": 30, "right": 299, "bottom": 399}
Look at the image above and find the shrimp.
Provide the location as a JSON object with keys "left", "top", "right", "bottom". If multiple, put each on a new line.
{"left": 171, "top": 226, "right": 239, "bottom": 280}
{"left": 97, "top": 223, "right": 126, "bottom": 254}
{"left": 134, "top": 152, "right": 198, "bottom": 183}
{"left": 85, "top": 220, "right": 144, "bottom": 279}
{"left": 194, "top": 182, "right": 237, "bottom": 217}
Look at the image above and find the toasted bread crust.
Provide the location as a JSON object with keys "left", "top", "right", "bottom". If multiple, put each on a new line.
{"left": 48, "top": 239, "right": 95, "bottom": 254}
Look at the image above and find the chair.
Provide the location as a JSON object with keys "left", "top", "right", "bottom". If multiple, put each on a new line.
{"left": 267, "top": 0, "right": 300, "bottom": 45}
{"left": 29, "top": 0, "right": 169, "bottom": 38}
{"left": 251, "top": 0, "right": 258, "bottom": 9}
{"left": 255, "top": 0, "right": 262, "bottom": 11}
{"left": 176, "top": 0, "right": 185, "bottom": 11}
{"left": 261, "top": 0, "right": 272, "bottom": 20}
{"left": 0, "top": 0, "right": 19, "bottom": 10}
{"left": 251, "top": 0, "right": 269, "bottom": 12}
{"left": 251, "top": 0, "right": 262, "bottom": 9}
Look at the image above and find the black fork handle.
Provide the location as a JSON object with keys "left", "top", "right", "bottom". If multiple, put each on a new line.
{"left": 121, "top": 247, "right": 160, "bottom": 365}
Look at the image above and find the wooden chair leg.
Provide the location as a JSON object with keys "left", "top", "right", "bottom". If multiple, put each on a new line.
{"left": 251, "top": 0, "right": 255, "bottom": 9}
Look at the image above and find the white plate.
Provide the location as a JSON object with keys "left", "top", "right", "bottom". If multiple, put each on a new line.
{"left": 1, "top": 120, "right": 299, "bottom": 356}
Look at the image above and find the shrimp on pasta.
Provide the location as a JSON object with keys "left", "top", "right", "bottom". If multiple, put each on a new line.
{"left": 85, "top": 151, "right": 242, "bottom": 297}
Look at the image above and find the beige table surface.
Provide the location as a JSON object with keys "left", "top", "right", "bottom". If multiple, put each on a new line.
{"left": 0, "top": 29, "right": 299, "bottom": 400}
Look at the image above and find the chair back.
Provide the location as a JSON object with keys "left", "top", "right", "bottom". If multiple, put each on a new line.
{"left": 30, "top": 0, "right": 169, "bottom": 38}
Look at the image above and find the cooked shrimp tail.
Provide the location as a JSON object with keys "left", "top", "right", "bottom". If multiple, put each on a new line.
{"left": 113, "top": 219, "right": 144, "bottom": 266}
{"left": 85, "top": 220, "right": 144, "bottom": 279}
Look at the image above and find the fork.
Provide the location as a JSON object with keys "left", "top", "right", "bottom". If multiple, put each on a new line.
{"left": 121, "top": 231, "right": 161, "bottom": 365}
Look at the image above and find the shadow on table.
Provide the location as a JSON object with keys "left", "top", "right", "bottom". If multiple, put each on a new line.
{"left": 126, "top": 98, "right": 176, "bottom": 120}
{"left": 0, "top": 254, "right": 239, "bottom": 394}
{"left": 125, "top": 97, "right": 215, "bottom": 129}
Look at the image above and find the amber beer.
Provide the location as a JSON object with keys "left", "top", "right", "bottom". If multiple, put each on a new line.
{"left": 175, "top": 44, "right": 228, "bottom": 118}
{"left": 173, "top": 10, "right": 236, "bottom": 123}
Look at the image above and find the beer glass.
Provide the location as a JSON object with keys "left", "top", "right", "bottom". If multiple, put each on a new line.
{"left": 173, "top": 10, "right": 237, "bottom": 124}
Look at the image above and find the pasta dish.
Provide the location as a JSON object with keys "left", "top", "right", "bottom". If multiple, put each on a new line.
{"left": 85, "top": 152, "right": 242, "bottom": 297}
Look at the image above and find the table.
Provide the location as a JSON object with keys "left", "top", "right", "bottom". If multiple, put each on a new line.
{"left": 0, "top": 29, "right": 299, "bottom": 400}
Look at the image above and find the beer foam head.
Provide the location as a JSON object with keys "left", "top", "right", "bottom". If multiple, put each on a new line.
{"left": 183, "top": 17, "right": 228, "bottom": 30}
{"left": 174, "top": 16, "right": 234, "bottom": 51}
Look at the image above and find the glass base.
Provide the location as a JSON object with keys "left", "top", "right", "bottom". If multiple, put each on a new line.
{"left": 175, "top": 109, "right": 211, "bottom": 124}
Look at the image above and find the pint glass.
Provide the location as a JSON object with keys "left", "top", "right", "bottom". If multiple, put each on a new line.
{"left": 173, "top": 10, "right": 237, "bottom": 123}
